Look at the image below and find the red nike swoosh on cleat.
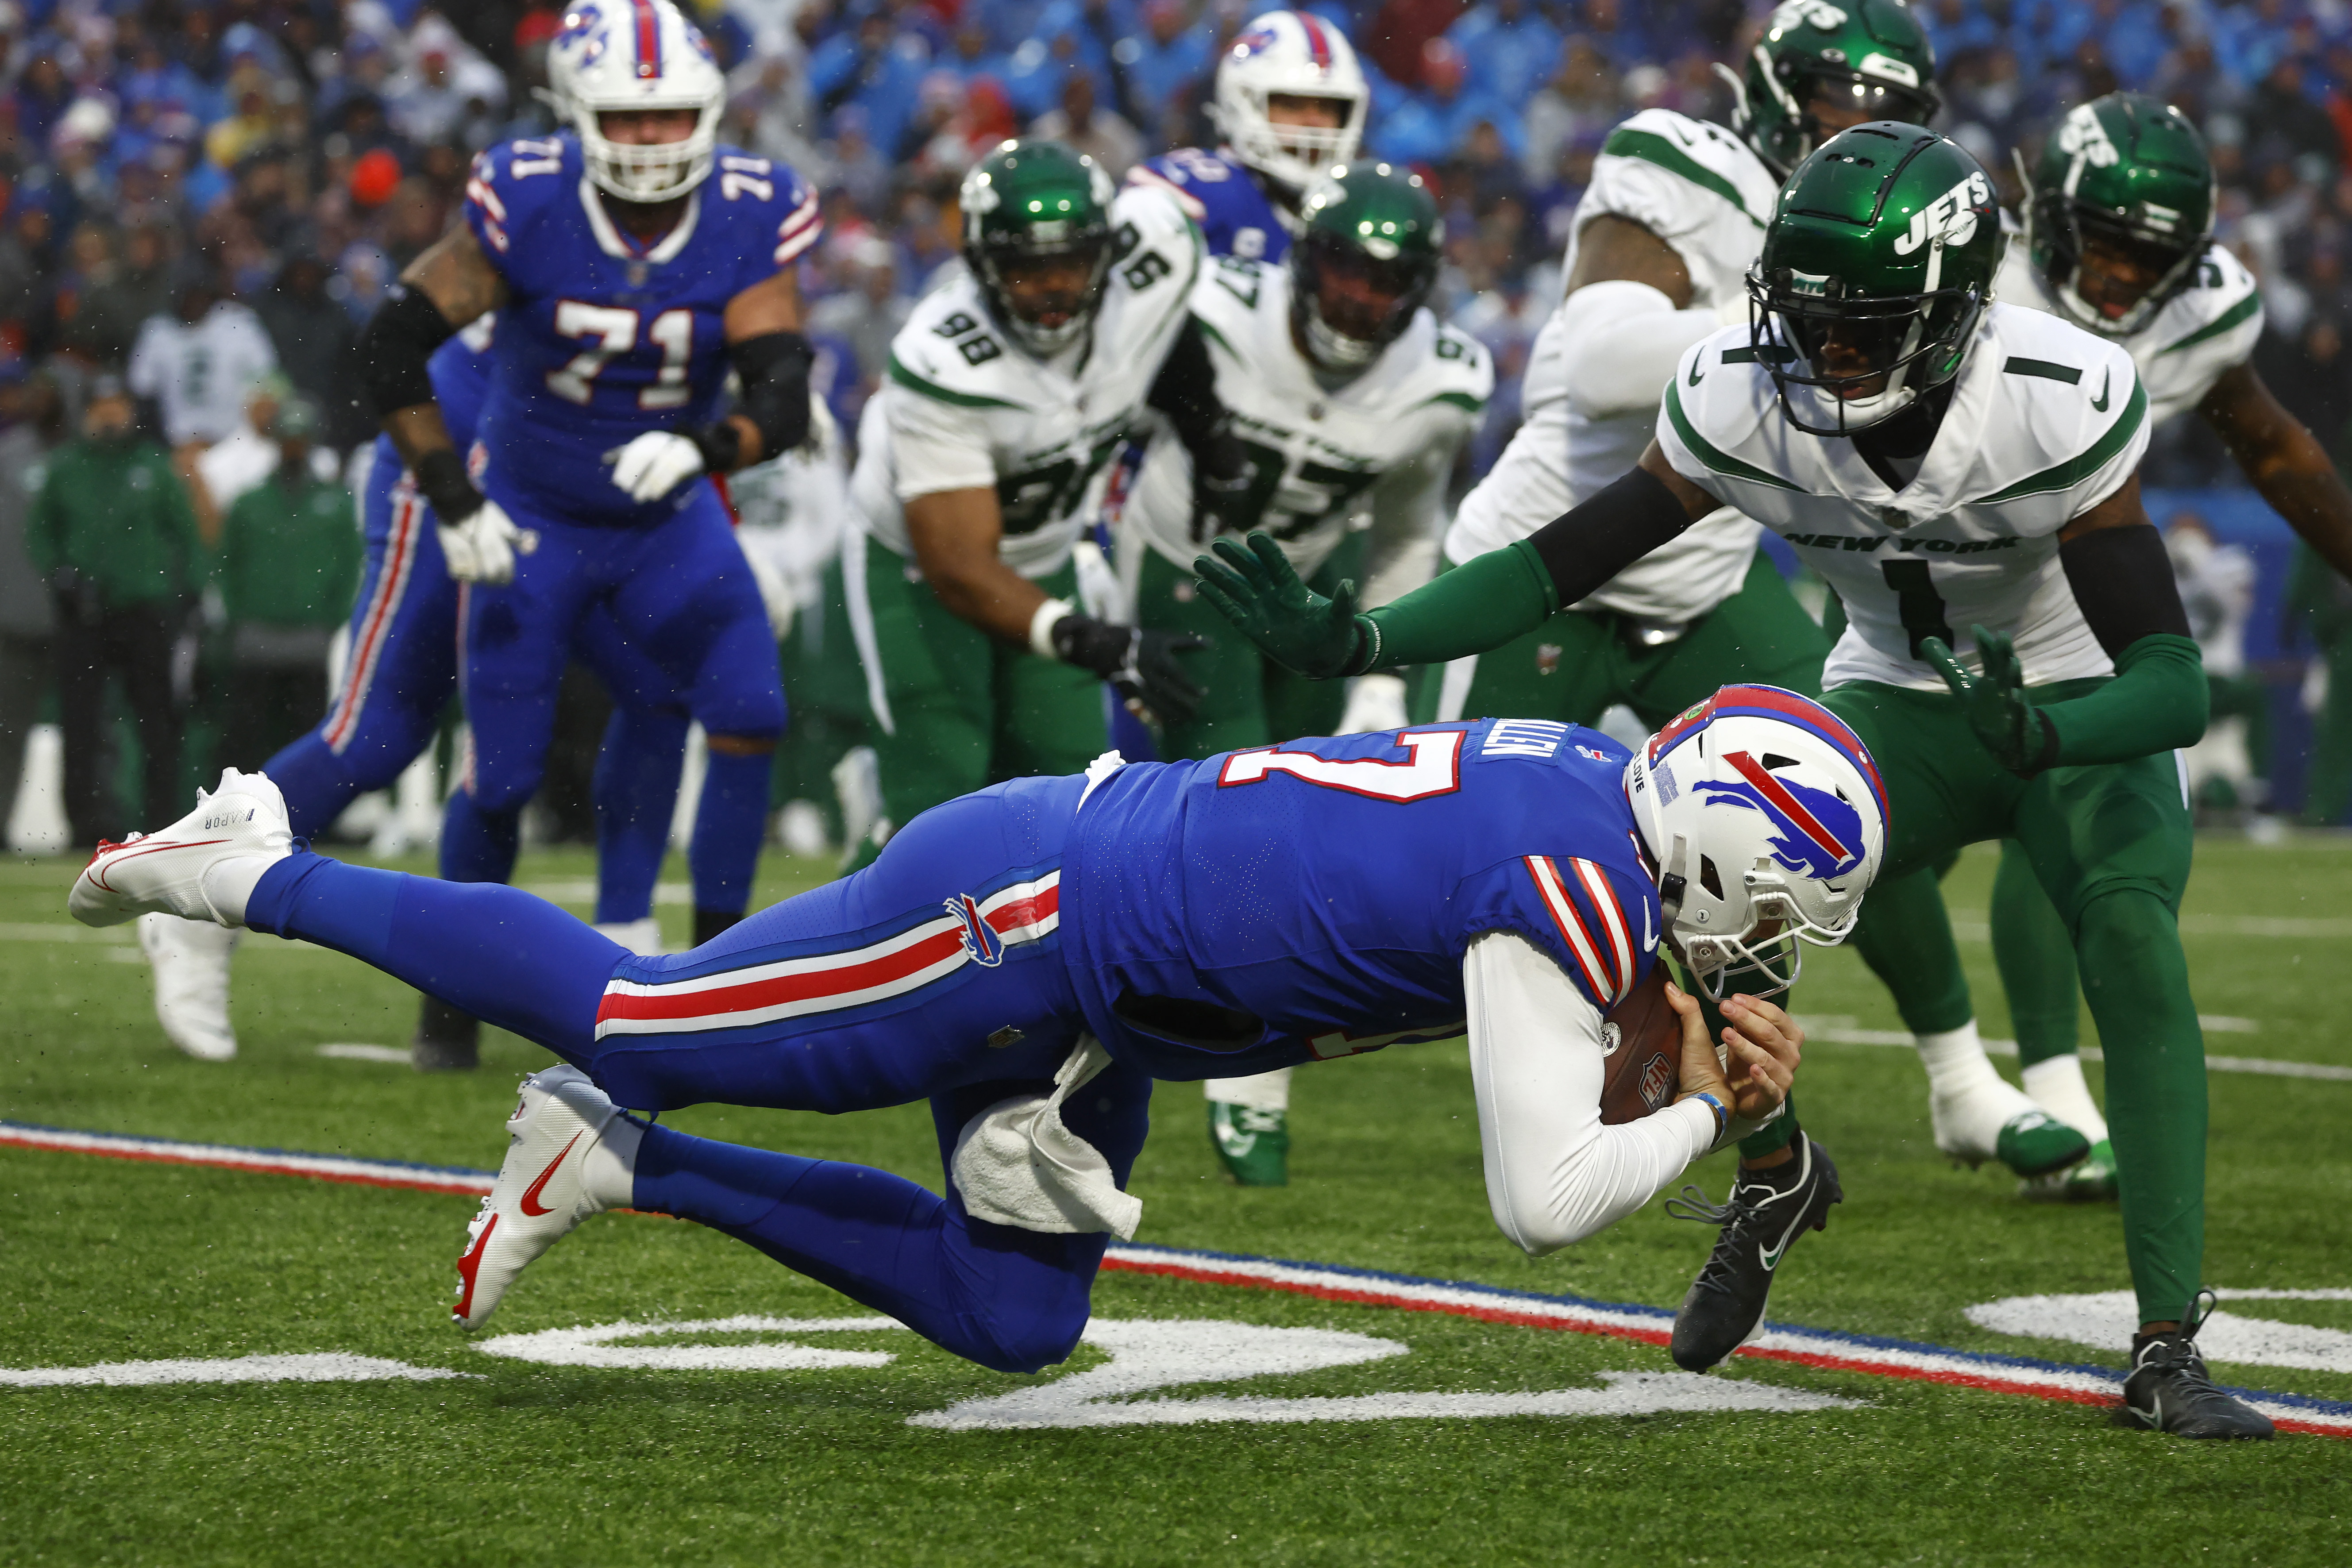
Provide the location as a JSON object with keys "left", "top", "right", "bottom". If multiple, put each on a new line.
{"left": 519, "top": 1133, "right": 583, "bottom": 1217}
{"left": 453, "top": 1212, "right": 498, "bottom": 1324}
{"left": 82, "top": 837, "right": 230, "bottom": 895}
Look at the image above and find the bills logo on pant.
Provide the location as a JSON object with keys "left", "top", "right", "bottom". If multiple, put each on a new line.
{"left": 1693, "top": 751, "right": 1864, "bottom": 880}
{"left": 947, "top": 894, "right": 1006, "bottom": 967}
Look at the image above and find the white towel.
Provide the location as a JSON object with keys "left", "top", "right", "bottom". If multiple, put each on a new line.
{"left": 950, "top": 1035, "right": 1142, "bottom": 1240}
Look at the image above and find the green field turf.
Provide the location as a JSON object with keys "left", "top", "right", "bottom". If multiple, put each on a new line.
{"left": 4, "top": 836, "right": 2351, "bottom": 1566}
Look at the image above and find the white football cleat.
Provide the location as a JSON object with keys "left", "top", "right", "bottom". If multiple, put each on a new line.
{"left": 139, "top": 913, "right": 240, "bottom": 1062}
{"left": 69, "top": 769, "right": 293, "bottom": 928}
{"left": 454, "top": 1065, "right": 639, "bottom": 1331}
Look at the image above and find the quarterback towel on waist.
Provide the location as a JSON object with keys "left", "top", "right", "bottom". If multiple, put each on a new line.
{"left": 950, "top": 1035, "right": 1143, "bottom": 1239}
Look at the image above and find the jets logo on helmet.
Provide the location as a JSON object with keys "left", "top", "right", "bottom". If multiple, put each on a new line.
{"left": 1213, "top": 10, "right": 1370, "bottom": 197}
{"left": 2055, "top": 104, "right": 2121, "bottom": 173}
{"left": 546, "top": 0, "right": 725, "bottom": 204}
{"left": 1893, "top": 170, "right": 1993, "bottom": 256}
{"left": 1627, "top": 685, "right": 1886, "bottom": 999}
{"left": 1725, "top": 0, "right": 1939, "bottom": 176}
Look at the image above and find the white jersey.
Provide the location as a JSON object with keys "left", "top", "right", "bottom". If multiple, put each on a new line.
{"left": 849, "top": 188, "right": 1202, "bottom": 577}
{"left": 1997, "top": 237, "right": 2263, "bottom": 424}
{"left": 126, "top": 301, "right": 281, "bottom": 447}
{"left": 1448, "top": 108, "right": 1778, "bottom": 622}
{"left": 1656, "top": 303, "right": 2149, "bottom": 692}
{"left": 1122, "top": 256, "right": 1489, "bottom": 586}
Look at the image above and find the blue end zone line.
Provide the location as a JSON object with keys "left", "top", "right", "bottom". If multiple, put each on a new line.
{"left": 7, "top": 1118, "right": 2348, "bottom": 1427}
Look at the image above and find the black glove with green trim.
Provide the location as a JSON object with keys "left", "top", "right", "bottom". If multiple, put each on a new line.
{"left": 1192, "top": 532, "right": 1369, "bottom": 680}
{"left": 1921, "top": 625, "right": 2058, "bottom": 777}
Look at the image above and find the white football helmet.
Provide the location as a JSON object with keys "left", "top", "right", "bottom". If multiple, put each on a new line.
{"left": 1211, "top": 10, "right": 1370, "bottom": 196}
{"left": 547, "top": 0, "right": 725, "bottom": 204}
{"left": 1624, "top": 685, "right": 1889, "bottom": 999}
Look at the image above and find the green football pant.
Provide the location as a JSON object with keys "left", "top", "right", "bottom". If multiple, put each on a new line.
{"left": 1407, "top": 550, "right": 1858, "bottom": 1162}
{"left": 1824, "top": 679, "right": 2206, "bottom": 1326}
{"left": 844, "top": 536, "right": 1107, "bottom": 872}
{"left": 1131, "top": 535, "right": 1362, "bottom": 760}
{"left": 771, "top": 558, "right": 873, "bottom": 835}
{"left": 2302, "top": 635, "right": 2352, "bottom": 826}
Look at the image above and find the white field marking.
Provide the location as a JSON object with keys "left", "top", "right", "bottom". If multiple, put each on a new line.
{"left": 1946, "top": 908, "right": 2352, "bottom": 940}
{"left": 472, "top": 1316, "right": 899, "bottom": 1372}
{"left": 1793, "top": 1018, "right": 2352, "bottom": 1082}
{"left": 519, "top": 881, "right": 691, "bottom": 905}
{"left": 1, "top": 1353, "right": 477, "bottom": 1389}
{"left": 0, "top": 1121, "right": 496, "bottom": 1196}
{"left": 1966, "top": 1292, "right": 2352, "bottom": 1375}
{"left": 912, "top": 1319, "right": 1853, "bottom": 1430}
{"left": 316, "top": 1044, "right": 411, "bottom": 1064}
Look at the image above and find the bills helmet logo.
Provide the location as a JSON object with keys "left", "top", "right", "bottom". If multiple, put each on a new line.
{"left": 557, "top": 4, "right": 610, "bottom": 65}
{"left": 1693, "top": 750, "right": 1865, "bottom": 880}
{"left": 946, "top": 894, "right": 1005, "bottom": 967}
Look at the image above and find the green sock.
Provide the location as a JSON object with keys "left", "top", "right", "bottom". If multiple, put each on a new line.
{"left": 2074, "top": 889, "right": 2207, "bottom": 1326}
{"left": 1847, "top": 863, "right": 1974, "bottom": 1036}
{"left": 1990, "top": 838, "right": 2082, "bottom": 1068}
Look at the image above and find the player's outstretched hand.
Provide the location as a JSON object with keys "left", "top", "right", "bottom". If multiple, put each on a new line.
{"left": 1050, "top": 616, "right": 1208, "bottom": 726}
{"left": 609, "top": 431, "right": 707, "bottom": 503}
{"left": 1921, "top": 626, "right": 2052, "bottom": 776}
{"left": 1664, "top": 981, "right": 1801, "bottom": 1134}
{"left": 1193, "top": 533, "right": 1367, "bottom": 680}
{"left": 437, "top": 499, "right": 527, "bottom": 586}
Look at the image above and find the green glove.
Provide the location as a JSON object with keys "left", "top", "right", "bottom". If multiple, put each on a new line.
{"left": 1921, "top": 626, "right": 2058, "bottom": 776}
{"left": 1193, "top": 532, "right": 1370, "bottom": 680}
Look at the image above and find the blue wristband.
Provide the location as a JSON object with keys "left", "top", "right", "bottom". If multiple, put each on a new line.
{"left": 1688, "top": 1091, "right": 1729, "bottom": 1146}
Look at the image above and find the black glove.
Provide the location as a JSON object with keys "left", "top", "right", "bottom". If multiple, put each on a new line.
{"left": 1052, "top": 613, "right": 1207, "bottom": 725}
{"left": 1190, "top": 421, "right": 1259, "bottom": 543}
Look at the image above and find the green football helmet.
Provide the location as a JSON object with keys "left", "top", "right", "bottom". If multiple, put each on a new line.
{"left": 2026, "top": 92, "right": 2216, "bottom": 338}
{"left": 1288, "top": 161, "right": 1443, "bottom": 372}
{"left": 1747, "top": 123, "right": 2001, "bottom": 435}
{"left": 960, "top": 139, "right": 1118, "bottom": 357}
{"left": 1727, "top": 0, "right": 1941, "bottom": 177}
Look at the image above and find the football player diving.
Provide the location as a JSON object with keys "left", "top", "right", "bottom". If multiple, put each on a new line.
{"left": 67, "top": 686, "right": 1882, "bottom": 1375}
{"left": 1199, "top": 125, "right": 2275, "bottom": 1439}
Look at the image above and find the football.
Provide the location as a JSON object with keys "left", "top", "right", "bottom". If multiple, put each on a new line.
{"left": 1597, "top": 965, "right": 1683, "bottom": 1125}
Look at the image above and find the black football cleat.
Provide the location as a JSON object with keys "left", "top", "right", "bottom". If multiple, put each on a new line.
{"left": 2113, "top": 1293, "right": 2275, "bottom": 1439}
{"left": 1666, "top": 1133, "right": 1842, "bottom": 1371}
{"left": 413, "top": 993, "right": 481, "bottom": 1073}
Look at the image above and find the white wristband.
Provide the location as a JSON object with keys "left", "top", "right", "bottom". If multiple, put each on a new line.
{"left": 1029, "top": 597, "right": 1075, "bottom": 660}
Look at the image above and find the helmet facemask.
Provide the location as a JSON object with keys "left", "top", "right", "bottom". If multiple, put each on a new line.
{"left": 577, "top": 101, "right": 723, "bottom": 203}
{"left": 972, "top": 225, "right": 1114, "bottom": 358}
{"left": 1289, "top": 225, "right": 1434, "bottom": 371}
{"left": 1223, "top": 89, "right": 1366, "bottom": 195}
{"left": 1749, "top": 261, "right": 1983, "bottom": 437}
{"left": 1731, "top": 56, "right": 1940, "bottom": 178}
{"left": 2029, "top": 191, "right": 2206, "bottom": 339}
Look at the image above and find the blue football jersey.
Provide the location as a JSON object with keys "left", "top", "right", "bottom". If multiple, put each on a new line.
{"left": 462, "top": 132, "right": 820, "bottom": 526}
{"left": 1062, "top": 719, "right": 1662, "bottom": 1078}
{"left": 1129, "top": 147, "right": 1289, "bottom": 262}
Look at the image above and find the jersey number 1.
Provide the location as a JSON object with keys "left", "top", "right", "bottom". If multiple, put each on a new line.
{"left": 1880, "top": 559, "right": 1954, "bottom": 659}
{"left": 1216, "top": 730, "right": 1463, "bottom": 801}
{"left": 548, "top": 301, "right": 694, "bottom": 410}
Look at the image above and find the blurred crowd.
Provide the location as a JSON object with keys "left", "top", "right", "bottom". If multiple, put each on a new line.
{"left": 9, "top": 0, "right": 2352, "bottom": 834}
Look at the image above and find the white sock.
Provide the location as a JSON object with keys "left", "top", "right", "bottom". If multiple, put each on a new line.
{"left": 2021, "top": 1054, "right": 2109, "bottom": 1145}
{"left": 199, "top": 853, "right": 286, "bottom": 928}
{"left": 582, "top": 1112, "right": 644, "bottom": 1211}
{"left": 1915, "top": 1020, "right": 2010, "bottom": 1101}
{"left": 1205, "top": 1067, "right": 1292, "bottom": 1113}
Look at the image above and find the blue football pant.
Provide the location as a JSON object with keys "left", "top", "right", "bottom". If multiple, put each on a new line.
{"left": 243, "top": 774, "right": 1145, "bottom": 1374}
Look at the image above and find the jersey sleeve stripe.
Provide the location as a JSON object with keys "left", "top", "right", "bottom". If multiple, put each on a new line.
{"left": 1598, "top": 127, "right": 1764, "bottom": 229}
{"left": 1419, "top": 391, "right": 1486, "bottom": 413}
{"left": 886, "top": 352, "right": 1027, "bottom": 410}
{"left": 1524, "top": 855, "right": 1622, "bottom": 1006}
{"left": 2157, "top": 291, "right": 2261, "bottom": 356}
{"left": 1567, "top": 857, "right": 1636, "bottom": 994}
{"left": 774, "top": 195, "right": 824, "bottom": 265}
{"left": 1663, "top": 377, "right": 1802, "bottom": 492}
{"left": 1128, "top": 164, "right": 1207, "bottom": 217}
{"left": 1978, "top": 374, "right": 2148, "bottom": 503}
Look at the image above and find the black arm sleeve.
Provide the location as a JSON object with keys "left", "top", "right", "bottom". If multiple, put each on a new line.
{"left": 1525, "top": 465, "right": 1699, "bottom": 613}
{"left": 2058, "top": 522, "right": 2193, "bottom": 658}
{"left": 355, "top": 285, "right": 458, "bottom": 419}
{"left": 1146, "top": 315, "right": 1230, "bottom": 455}
{"left": 702, "top": 330, "right": 815, "bottom": 471}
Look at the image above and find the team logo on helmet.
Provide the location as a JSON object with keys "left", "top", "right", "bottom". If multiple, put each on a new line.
{"left": 1893, "top": 170, "right": 1993, "bottom": 255}
{"left": 1768, "top": 0, "right": 1848, "bottom": 29}
{"left": 1693, "top": 751, "right": 1866, "bottom": 880}
{"left": 557, "top": 3, "right": 609, "bottom": 64}
{"left": 2055, "top": 103, "right": 2120, "bottom": 169}
{"left": 946, "top": 894, "right": 1006, "bottom": 967}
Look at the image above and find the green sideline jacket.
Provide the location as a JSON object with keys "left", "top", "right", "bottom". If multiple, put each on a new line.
{"left": 26, "top": 439, "right": 201, "bottom": 610}
{"left": 213, "top": 472, "right": 360, "bottom": 629}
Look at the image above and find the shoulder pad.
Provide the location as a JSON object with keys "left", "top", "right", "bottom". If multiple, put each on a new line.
{"left": 463, "top": 136, "right": 577, "bottom": 261}
{"left": 1427, "top": 320, "right": 1496, "bottom": 403}
{"left": 1112, "top": 182, "right": 1202, "bottom": 251}
{"left": 1658, "top": 326, "right": 1782, "bottom": 486}
{"left": 887, "top": 285, "right": 1033, "bottom": 410}
{"left": 1589, "top": 110, "right": 1770, "bottom": 235}
{"left": 1195, "top": 253, "right": 1274, "bottom": 330}
{"left": 2151, "top": 243, "right": 2263, "bottom": 362}
{"left": 705, "top": 149, "right": 824, "bottom": 267}
{"left": 1978, "top": 310, "right": 2148, "bottom": 504}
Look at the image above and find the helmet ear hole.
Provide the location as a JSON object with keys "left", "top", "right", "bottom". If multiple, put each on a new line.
{"left": 1699, "top": 856, "right": 1724, "bottom": 901}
